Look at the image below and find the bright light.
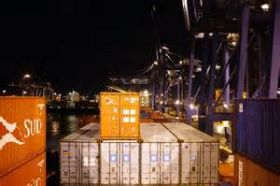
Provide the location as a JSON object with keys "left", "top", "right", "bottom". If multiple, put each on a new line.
{"left": 261, "top": 3, "right": 269, "bottom": 11}
{"left": 179, "top": 76, "right": 182, "bottom": 80}
{"left": 277, "top": 90, "right": 280, "bottom": 95}
{"left": 2, "top": 90, "right": 6, "bottom": 94}
{"left": 192, "top": 75, "right": 196, "bottom": 78}
{"left": 216, "top": 125, "right": 224, "bottom": 134}
{"left": 189, "top": 103, "right": 195, "bottom": 110}
{"left": 167, "top": 70, "right": 171, "bottom": 76}
{"left": 23, "top": 74, "right": 31, "bottom": 79}
{"left": 154, "top": 61, "right": 158, "bottom": 66}
{"left": 160, "top": 101, "right": 163, "bottom": 105}
{"left": 143, "top": 90, "right": 149, "bottom": 97}
{"left": 53, "top": 92, "right": 57, "bottom": 96}
{"left": 196, "top": 67, "right": 202, "bottom": 72}
{"left": 195, "top": 32, "right": 205, "bottom": 38}
{"left": 22, "top": 90, "right": 27, "bottom": 95}
{"left": 223, "top": 103, "right": 229, "bottom": 108}
{"left": 231, "top": 41, "right": 237, "bottom": 46}
{"left": 209, "top": 33, "right": 213, "bottom": 37}
{"left": 162, "top": 46, "right": 169, "bottom": 51}
{"left": 179, "top": 60, "right": 183, "bottom": 65}
{"left": 175, "top": 100, "right": 180, "bottom": 105}
{"left": 215, "top": 65, "right": 221, "bottom": 70}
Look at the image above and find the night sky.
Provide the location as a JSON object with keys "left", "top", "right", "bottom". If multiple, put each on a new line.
{"left": 0, "top": 0, "right": 188, "bottom": 93}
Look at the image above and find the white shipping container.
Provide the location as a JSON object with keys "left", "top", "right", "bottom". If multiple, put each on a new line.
{"left": 140, "top": 123, "right": 179, "bottom": 185}
{"left": 162, "top": 122, "right": 219, "bottom": 185}
{"left": 60, "top": 123, "right": 99, "bottom": 184}
{"left": 100, "top": 140, "right": 139, "bottom": 185}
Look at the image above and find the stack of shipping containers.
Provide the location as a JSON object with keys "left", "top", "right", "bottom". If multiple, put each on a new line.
{"left": 234, "top": 99, "right": 280, "bottom": 186}
{"left": 163, "top": 122, "right": 219, "bottom": 185}
{"left": 100, "top": 92, "right": 140, "bottom": 185}
{"left": 59, "top": 92, "right": 220, "bottom": 185}
{"left": 0, "top": 97, "right": 46, "bottom": 185}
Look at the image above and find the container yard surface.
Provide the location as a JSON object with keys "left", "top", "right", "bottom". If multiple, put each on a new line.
{"left": 140, "top": 123, "right": 179, "bottom": 185}
{"left": 235, "top": 154, "right": 280, "bottom": 186}
{"left": 0, "top": 97, "right": 46, "bottom": 176}
{"left": 163, "top": 122, "right": 219, "bottom": 185}
{"left": 100, "top": 92, "right": 140, "bottom": 139}
{"left": 0, "top": 152, "right": 46, "bottom": 186}
{"left": 60, "top": 122, "right": 99, "bottom": 185}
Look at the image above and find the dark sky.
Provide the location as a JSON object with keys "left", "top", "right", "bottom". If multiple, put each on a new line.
{"left": 0, "top": 0, "right": 188, "bottom": 93}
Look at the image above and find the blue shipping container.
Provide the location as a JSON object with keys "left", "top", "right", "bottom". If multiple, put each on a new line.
{"left": 235, "top": 99, "right": 280, "bottom": 173}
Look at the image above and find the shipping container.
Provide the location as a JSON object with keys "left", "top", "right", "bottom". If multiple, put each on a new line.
{"left": 235, "top": 99, "right": 280, "bottom": 172}
{"left": 0, "top": 97, "right": 46, "bottom": 176}
{"left": 140, "top": 123, "right": 179, "bottom": 185}
{"left": 100, "top": 92, "right": 140, "bottom": 139}
{"left": 235, "top": 154, "right": 280, "bottom": 186}
{"left": 60, "top": 123, "right": 99, "bottom": 185}
{"left": 100, "top": 140, "right": 139, "bottom": 185}
{"left": 0, "top": 152, "right": 46, "bottom": 186}
{"left": 162, "top": 122, "right": 219, "bottom": 185}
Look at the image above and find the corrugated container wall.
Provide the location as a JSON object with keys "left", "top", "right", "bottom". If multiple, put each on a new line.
{"left": 235, "top": 99, "right": 280, "bottom": 172}
{"left": 60, "top": 123, "right": 99, "bottom": 185}
{"left": 100, "top": 92, "right": 140, "bottom": 139}
{"left": 0, "top": 97, "right": 46, "bottom": 176}
{"left": 141, "top": 123, "right": 179, "bottom": 185}
{"left": 235, "top": 154, "right": 280, "bottom": 186}
{"left": 163, "top": 122, "right": 219, "bottom": 185}
{"left": 100, "top": 140, "right": 139, "bottom": 185}
{"left": 0, "top": 152, "right": 46, "bottom": 186}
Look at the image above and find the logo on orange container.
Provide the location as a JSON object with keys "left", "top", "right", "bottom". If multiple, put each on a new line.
{"left": 105, "top": 98, "right": 115, "bottom": 105}
{"left": 0, "top": 116, "right": 25, "bottom": 150}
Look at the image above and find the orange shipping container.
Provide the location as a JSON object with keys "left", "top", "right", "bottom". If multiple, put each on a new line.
{"left": 0, "top": 97, "right": 46, "bottom": 176}
{"left": 0, "top": 152, "right": 46, "bottom": 186}
{"left": 100, "top": 92, "right": 140, "bottom": 139}
{"left": 235, "top": 154, "right": 280, "bottom": 186}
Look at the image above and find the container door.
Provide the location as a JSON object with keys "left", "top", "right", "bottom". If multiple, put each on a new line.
{"left": 101, "top": 141, "right": 139, "bottom": 185}
{"left": 141, "top": 143, "right": 160, "bottom": 184}
{"left": 60, "top": 142, "right": 80, "bottom": 184}
{"left": 201, "top": 143, "right": 211, "bottom": 184}
{"left": 120, "top": 142, "right": 139, "bottom": 184}
{"left": 120, "top": 94, "right": 139, "bottom": 138}
{"left": 210, "top": 143, "right": 219, "bottom": 184}
{"left": 60, "top": 142, "right": 70, "bottom": 184}
{"left": 100, "top": 94, "right": 120, "bottom": 138}
{"left": 68, "top": 142, "right": 80, "bottom": 183}
{"left": 80, "top": 142, "right": 99, "bottom": 184}
{"left": 161, "top": 143, "right": 179, "bottom": 184}
{"left": 181, "top": 143, "right": 201, "bottom": 184}
{"left": 101, "top": 142, "right": 119, "bottom": 184}
{"left": 170, "top": 143, "right": 180, "bottom": 184}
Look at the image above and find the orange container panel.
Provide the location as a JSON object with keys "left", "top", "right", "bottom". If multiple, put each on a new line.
{"left": 0, "top": 97, "right": 46, "bottom": 176}
{"left": 100, "top": 92, "right": 140, "bottom": 139}
{"left": 235, "top": 154, "right": 280, "bottom": 186}
{"left": 0, "top": 153, "right": 46, "bottom": 186}
{"left": 100, "top": 93, "right": 120, "bottom": 138}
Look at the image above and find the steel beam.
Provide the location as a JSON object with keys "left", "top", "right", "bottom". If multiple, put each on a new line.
{"left": 269, "top": 0, "right": 280, "bottom": 98}
{"left": 237, "top": 4, "right": 250, "bottom": 99}
{"left": 198, "top": 33, "right": 209, "bottom": 131}
{"left": 206, "top": 33, "right": 218, "bottom": 134}
{"left": 186, "top": 38, "right": 196, "bottom": 124}
{"left": 224, "top": 47, "right": 230, "bottom": 106}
